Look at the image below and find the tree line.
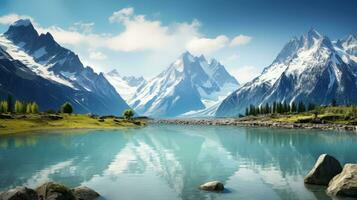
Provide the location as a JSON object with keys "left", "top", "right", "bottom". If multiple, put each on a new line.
{"left": 245, "top": 101, "right": 316, "bottom": 116}
{"left": 0, "top": 95, "right": 74, "bottom": 114}
{"left": 0, "top": 95, "right": 134, "bottom": 118}
{"left": 0, "top": 95, "right": 39, "bottom": 114}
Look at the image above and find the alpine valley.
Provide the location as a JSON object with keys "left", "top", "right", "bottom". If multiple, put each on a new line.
{"left": 0, "top": 19, "right": 239, "bottom": 117}
{"left": 1, "top": 20, "right": 357, "bottom": 118}
{"left": 216, "top": 29, "right": 357, "bottom": 117}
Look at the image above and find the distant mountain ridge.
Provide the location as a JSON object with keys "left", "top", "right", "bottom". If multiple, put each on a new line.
{"left": 105, "top": 69, "right": 147, "bottom": 102}
{"left": 130, "top": 51, "right": 239, "bottom": 117}
{"left": 0, "top": 19, "right": 130, "bottom": 114}
{"left": 216, "top": 29, "right": 357, "bottom": 117}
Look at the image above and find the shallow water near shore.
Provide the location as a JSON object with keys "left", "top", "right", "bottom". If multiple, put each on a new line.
{"left": 0, "top": 125, "right": 357, "bottom": 200}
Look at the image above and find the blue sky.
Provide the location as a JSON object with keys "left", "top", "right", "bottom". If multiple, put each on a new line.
{"left": 0, "top": 0, "right": 356, "bottom": 82}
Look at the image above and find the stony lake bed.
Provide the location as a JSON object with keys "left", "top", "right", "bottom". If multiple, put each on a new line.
{"left": 1, "top": 124, "right": 357, "bottom": 200}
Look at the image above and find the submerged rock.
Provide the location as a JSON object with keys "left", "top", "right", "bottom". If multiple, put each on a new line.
{"left": 304, "top": 154, "right": 342, "bottom": 185}
{"left": 0, "top": 187, "right": 38, "bottom": 200}
{"left": 36, "top": 182, "right": 76, "bottom": 200}
{"left": 327, "top": 164, "right": 357, "bottom": 197}
{"left": 72, "top": 186, "right": 100, "bottom": 200}
{"left": 199, "top": 181, "right": 224, "bottom": 192}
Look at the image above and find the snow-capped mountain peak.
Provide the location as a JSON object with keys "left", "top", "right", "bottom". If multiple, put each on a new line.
{"left": 0, "top": 19, "right": 130, "bottom": 115}
{"left": 216, "top": 29, "right": 357, "bottom": 117}
{"left": 306, "top": 28, "right": 322, "bottom": 39}
{"left": 130, "top": 51, "right": 239, "bottom": 117}
{"left": 339, "top": 34, "right": 357, "bottom": 58}
{"left": 4, "top": 19, "right": 39, "bottom": 48}
{"left": 105, "top": 69, "right": 147, "bottom": 102}
{"left": 12, "top": 19, "right": 32, "bottom": 27}
{"left": 107, "top": 69, "right": 121, "bottom": 77}
{"left": 198, "top": 54, "right": 207, "bottom": 62}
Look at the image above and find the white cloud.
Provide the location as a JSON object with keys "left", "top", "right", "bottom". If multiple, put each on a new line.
{"left": 107, "top": 10, "right": 172, "bottom": 52}
{"left": 0, "top": 10, "right": 254, "bottom": 78}
{"left": 0, "top": 9, "right": 252, "bottom": 57}
{"left": 36, "top": 25, "right": 106, "bottom": 48}
{"left": 187, "top": 35, "right": 229, "bottom": 55}
{"left": 232, "top": 65, "right": 261, "bottom": 84}
{"left": 69, "top": 22, "right": 95, "bottom": 34}
{"left": 89, "top": 50, "right": 107, "bottom": 60}
{"left": 109, "top": 7, "right": 134, "bottom": 23}
{"left": 230, "top": 34, "right": 252, "bottom": 46}
{"left": 0, "top": 13, "right": 34, "bottom": 25}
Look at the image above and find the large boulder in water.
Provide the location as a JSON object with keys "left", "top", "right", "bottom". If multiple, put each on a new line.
{"left": 36, "top": 182, "right": 76, "bottom": 200}
{"left": 327, "top": 164, "right": 357, "bottom": 197}
{"left": 0, "top": 187, "right": 38, "bottom": 200}
{"left": 72, "top": 186, "right": 100, "bottom": 200}
{"left": 304, "top": 154, "right": 342, "bottom": 185}
{"left": 199, "top": 181, "right": 224, "bottom": 192}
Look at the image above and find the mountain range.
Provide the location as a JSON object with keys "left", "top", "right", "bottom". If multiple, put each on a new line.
{"left": 129, "top": 52, "right": 239, "bottom": 117}
{"left": 104, "top": 69, "right": 147, "bottom": 103}
{"left": 0, "top": 19, "right": 238, "bottom": 117}
{"left": 1, "top": 19, "right": 356, "bottom": 118}
{"left": 0, "top": 19, "right": 129, "bottom": 115}
{"left": 216, "top": 29, "right": 357, "bottom": 117}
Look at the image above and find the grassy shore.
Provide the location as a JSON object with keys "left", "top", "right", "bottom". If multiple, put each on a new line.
{"left": 271, "top": 106, "right": 357, "bottom": 125}
{"left": 0, "top": 113, "right": 146, "bottom": 135}
{"left": 155, "top": 106, "right": 357, "bottom": 132}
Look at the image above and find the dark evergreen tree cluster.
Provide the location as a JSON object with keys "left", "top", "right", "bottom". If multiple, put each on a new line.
{"left": 61, "top": 102, "right": 73, "bottom": 114}
{"left": 245, "top": 101, "right": 316, "bottom": 116}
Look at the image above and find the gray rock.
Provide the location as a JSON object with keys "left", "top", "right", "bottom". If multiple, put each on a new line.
{"left": 36, "top": 182, "right": 76, "bottom": 200}
{"left": 199, "top": 181, "right": 224, "bottom": 192}
{"left": 0, "top": 186, "right": 38, "bottom": 200}
{"left": 72, "top": 186, "right": 100, "bottom": 200}
{"left": 327, "top": 163, "right": 357, "bottom": 197}
{"left": 304, "top": 154, "right": 342, "bottom": 185}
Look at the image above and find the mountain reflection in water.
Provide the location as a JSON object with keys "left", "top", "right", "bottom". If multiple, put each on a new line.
{"left": 0, "top": 125, "right": 357, "bottom": 200}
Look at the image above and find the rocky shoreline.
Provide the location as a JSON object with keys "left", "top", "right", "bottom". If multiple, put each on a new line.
{"left": 304, "top": 154, "right": 357, "bottom": 198}
{"left": 154, "top": 118, "right": 357, "bottom": 132}
{"left": 0, "top": 182, "right": 99, "bottom": 200}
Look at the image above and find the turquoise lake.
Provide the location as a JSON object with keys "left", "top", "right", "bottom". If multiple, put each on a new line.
{"left": 0, "top": 125, "right": 357, "bottom": 200}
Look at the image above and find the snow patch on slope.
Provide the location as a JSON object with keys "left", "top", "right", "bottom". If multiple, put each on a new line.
{"left": 0, "top": 35, "right": 75, "bottom": 88}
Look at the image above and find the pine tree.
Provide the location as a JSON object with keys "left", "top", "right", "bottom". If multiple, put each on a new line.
{"left": 7, "top": 95, "right": 13, "bottom": 113}
{"left": 307, "top": 103, "right": 315, "bottom": 111}
{"left": 264, "top": 103, "right": 270, "bottom": 114}
{"left": 245, "top": 107, "right": 249, "bottom": 116}
{"left": 31, "top": 102, "right": 39, "bottom": 113}
{"left": 287, "top": 103, "right": 291, "bottom": 113}
{"left": 272, "top": 102, "right": 277, "bottom": 113}
{"left": 21, "top": 102, "right": 28, "bottom": 113}
{"left": 276, "top": 102, "right": 281, "bottom": 114}
{"left": 249, "top": 104, "right": 255, "bottom": 116}
{"left": 61, "top": 102, "right": 73, "bottom": 114}
{"left": 283, "top": 101, "right": 288, "bottom": 113}
{"left": 26, "top": 103, "right": 32, "bottom": 113}
{"left": 298, "top": 101, "right": 306, "bottom": 113}
{"left": 0, "top": 101, "right": 8, "bottom": 113}
{"left": 291, "top": 102, "right": 297, "bottom": 113}
{"left": 14, "top": 100, "right": 23, "bottom": 113}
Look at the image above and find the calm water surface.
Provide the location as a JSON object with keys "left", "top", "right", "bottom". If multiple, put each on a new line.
{"left": 0, "top": 125, "right": 357, "bottom": 200}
